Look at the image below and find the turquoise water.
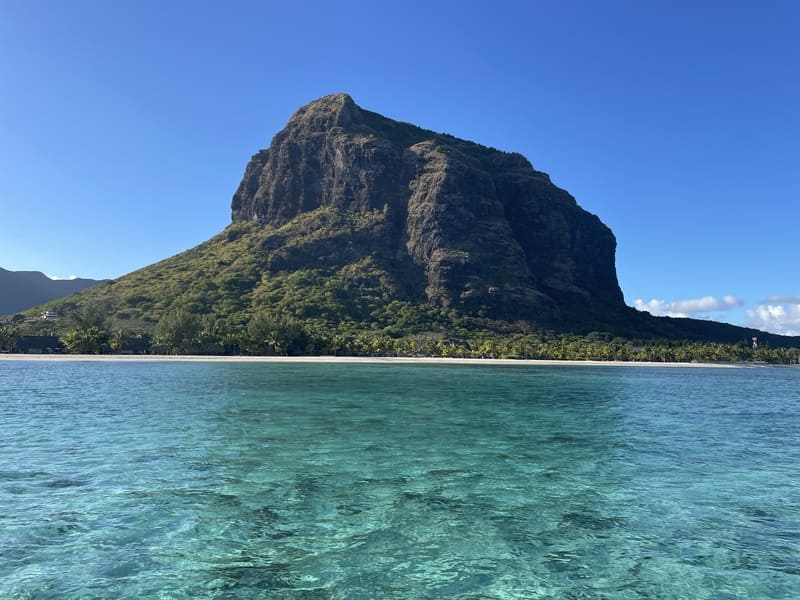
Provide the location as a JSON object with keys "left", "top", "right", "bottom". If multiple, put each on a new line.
{"left": 1, "top": 361, "right": 799, "bottom": 599}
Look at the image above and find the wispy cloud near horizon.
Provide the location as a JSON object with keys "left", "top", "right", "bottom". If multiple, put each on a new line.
{"left": 747, "top": 301, "right": 800, "bottom": 336}
{"left": 635, "top": 294, "right": 800, "bottom": 337}
{"left": 761, "top": 295, "right": 800, "bottom": 304}
{"left": 46, "top": 274, "right": 79, "bottom": 281}
{"left": 633, "top": 295, "right": 743, "bottom": 318}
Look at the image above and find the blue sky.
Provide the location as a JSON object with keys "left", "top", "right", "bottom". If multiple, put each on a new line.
{"left": 2, "top": 1, "right": 798, "bottom": 334}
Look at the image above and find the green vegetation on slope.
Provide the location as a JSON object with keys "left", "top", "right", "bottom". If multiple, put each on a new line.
{"left": 4, "top": 205, "right": 796, "bottom": 362}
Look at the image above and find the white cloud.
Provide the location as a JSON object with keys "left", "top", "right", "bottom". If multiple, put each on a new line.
{"left": 633, "top": 298, "right": 688, "bottom": 318}
{"left": 633, "top": 295, "right": 743, "bottom": 318}
{"left": 46, "top": 274, "right": 79, "bottom": 281}
{"left": 636, "top": 294, "right": 800, "bottom": 336}
{"left": 746, "top": 303, "right": 800, "bottom": 336}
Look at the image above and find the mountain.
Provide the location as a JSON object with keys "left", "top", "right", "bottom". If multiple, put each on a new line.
{"left": 0, "top": 268, "right": 105, "bottom": 316}
{"left": 230, "top": 93, "right": 624, "bottom": 324}
{"left": 29, "top": 94, "right": 799, "bottom": 348}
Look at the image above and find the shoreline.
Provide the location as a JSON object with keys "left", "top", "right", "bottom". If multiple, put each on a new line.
{"left": 0, "top": 353, "right": 753, "bottom": 368}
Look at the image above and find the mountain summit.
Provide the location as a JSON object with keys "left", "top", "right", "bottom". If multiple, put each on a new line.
{"left": 229, "top": 93, "right": 624, "bottom": 323}
{"left": 24, "top": 94, "right": 799, "bottom": 349}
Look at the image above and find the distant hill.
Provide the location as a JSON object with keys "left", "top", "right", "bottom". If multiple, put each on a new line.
{"left": 31, "top": 94, "right": 800, "bottom": 349}
{"left": 0, "top": 268, "right": 106, "bottom": 315}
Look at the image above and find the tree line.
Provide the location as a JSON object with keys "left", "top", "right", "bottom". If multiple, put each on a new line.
{"left": 2, "top": 307, "right": 798, "bottom": 364}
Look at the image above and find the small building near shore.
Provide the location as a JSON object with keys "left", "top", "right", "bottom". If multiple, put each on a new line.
{"left": 16, "top": 336, "right": 63, "bottom": 354}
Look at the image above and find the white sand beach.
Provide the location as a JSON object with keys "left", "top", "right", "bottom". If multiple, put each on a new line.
{"left": 0, "top": 353, "right": 746, "bottom": 367}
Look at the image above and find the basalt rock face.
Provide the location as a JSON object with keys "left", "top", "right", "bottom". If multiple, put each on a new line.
{"left": 231, "top": 93, "right": 625, "bottom": 323}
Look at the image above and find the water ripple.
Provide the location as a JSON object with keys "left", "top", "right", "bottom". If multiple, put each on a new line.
{"left": 1, "top": 362, "right": 799, "bottom": 598}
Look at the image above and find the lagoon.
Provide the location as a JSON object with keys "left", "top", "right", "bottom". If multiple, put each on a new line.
{"left": 1, "top": 360, "right": 799, "bottom": 598}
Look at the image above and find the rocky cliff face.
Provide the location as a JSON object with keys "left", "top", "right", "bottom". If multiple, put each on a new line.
{"left": 231, "top": 94, "right": 625, "bottom": 323}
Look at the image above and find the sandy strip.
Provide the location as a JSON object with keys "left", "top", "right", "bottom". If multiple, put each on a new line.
{"left": 0, "top": 353, "right": 747, "bottom": 367}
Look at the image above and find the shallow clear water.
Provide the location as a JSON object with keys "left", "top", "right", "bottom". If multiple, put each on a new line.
{"left": 1, "top": 361, "right": 799, "bottom": 599}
